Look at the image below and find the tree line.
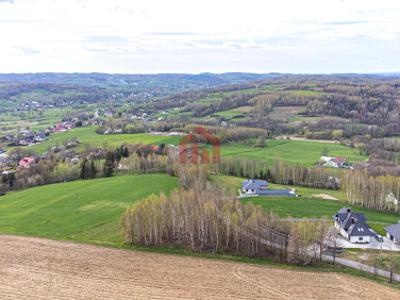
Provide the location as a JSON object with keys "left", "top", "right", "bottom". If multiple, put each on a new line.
{"left": 122, "top": 167, "right": 330, "bottom": 265}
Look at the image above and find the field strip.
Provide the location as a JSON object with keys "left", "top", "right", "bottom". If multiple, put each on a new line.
{"left": 0, "top": 235, "right": 399, "bottom": 299}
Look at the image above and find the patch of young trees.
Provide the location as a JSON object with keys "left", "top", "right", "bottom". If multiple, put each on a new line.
{"left": 122, "top": 166, "right": 330, "bottom": 265}
{"left": 183, "top": 124, "right": 268, "bottom": 144}
{"left": 343, "top": 170, "right": 400, "bottom": 213}
{"left": 219, "top": 158, "right": 340, "bottom": 190}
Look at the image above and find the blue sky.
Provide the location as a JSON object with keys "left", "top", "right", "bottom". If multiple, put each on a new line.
{"left": 0, "top": 0, "right": 399, "bottom": 73}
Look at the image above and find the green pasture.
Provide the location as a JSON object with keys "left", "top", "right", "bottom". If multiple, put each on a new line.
{"left": 0, "top": 174, "right": 178, "bottom": 245}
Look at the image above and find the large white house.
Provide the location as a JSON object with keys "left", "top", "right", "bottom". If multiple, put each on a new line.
{"left": 333, "top": 208, "right": 374, "bottom": 244}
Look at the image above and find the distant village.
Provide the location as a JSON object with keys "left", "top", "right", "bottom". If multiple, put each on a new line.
{"left": 0, "top": 121, "right": 75, "bottom": 148}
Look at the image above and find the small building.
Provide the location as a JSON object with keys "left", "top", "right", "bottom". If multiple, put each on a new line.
{"left": 241, "top": 179, "right": 296, "bottom": 197}
{"left": 242, "top": 179, "right": 268, "bottom": 195}
{"left": 18, "top": 157, "right": 35, "bottom": 168}
{"left": 385, "top": 223, "right": 400, "bottom": 244}
{"left": 333, "top": 207, "right": 374, "bottom": 244}
{"left": 320, "top": 156, "right": 352, "bottom": 169}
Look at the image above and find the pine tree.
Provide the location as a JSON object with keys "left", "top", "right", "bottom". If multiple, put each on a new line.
{"left": 80, "top": 158, "right": 89, "bottom": 179}
{"left": 103, "top": 151, "right": 115, "bottom": 177}
{"left": 89, "top": 160, "right": 97, "bottom": 179}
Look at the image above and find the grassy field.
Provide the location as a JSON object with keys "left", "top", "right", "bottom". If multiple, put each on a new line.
{"left": 220, "top": 139, "right": 366, "bottom": 166}
{"left": 0, "top": 174, "right": 178, "bottom": 245}
{"left": 211, "top": 175, "right": 346, "bottom": 199}
{"left": 25, "top": 126, "right": 366, "bottom": 167}
{"left": 28, "top": 128, "right": 365, "bottom": 166}
{"left": 212, "top": 175, "right": 399, "bottom": 235}
{"left": 242, "top": 197, "right": 400, "bottom": 224}
{"left": 29, "top": 126, "right": 181, "bottom": 153}
{"left": 0, "top": 108, "right": 68, "bottom": 134}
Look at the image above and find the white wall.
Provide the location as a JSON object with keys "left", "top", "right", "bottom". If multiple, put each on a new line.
{"left": 350, "top": 235, "right": 371, "bottom": 244}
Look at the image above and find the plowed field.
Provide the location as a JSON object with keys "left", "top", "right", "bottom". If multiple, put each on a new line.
{"left": 0, "top": 235, "right": 398, "bottom": 299}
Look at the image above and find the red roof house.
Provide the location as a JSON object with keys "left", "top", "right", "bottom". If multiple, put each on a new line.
{"left": 18, "top": 157, "right": 35, "bottom": 168}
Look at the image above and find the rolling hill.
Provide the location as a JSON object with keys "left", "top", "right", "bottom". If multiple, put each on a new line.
{"left": 0, "top": 174, "right": 178, "bottom": 246}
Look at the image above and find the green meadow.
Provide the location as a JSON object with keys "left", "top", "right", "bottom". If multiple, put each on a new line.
{"left": 242, "top": 197, "right": 399, "bottom": 224}
{"left": 0, "top": 173, "right": 397, "bottom": 246}
{"left": 220, "top": 139, "right": 366, "bottom": 166}
{"left": 242, "top": 197, "right": 399, "bottom": 235}
{"left": 211, "top": 175, "right": 346, "bottom": 200}
{"left": 212, "top": 175, "right": 399, "bottom": 235}
{"left": 0, "top": 174, "right": 178, "bottom": 246}
{"left": 26, "top": 126, "right": 366, "bottom": 167}
{"left": 29, "top": 126, "right": 181, "bottom": 153}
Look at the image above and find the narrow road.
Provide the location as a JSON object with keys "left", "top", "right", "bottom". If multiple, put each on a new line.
{"left": 322, "top": 254, "right": 400, "bottom": 282}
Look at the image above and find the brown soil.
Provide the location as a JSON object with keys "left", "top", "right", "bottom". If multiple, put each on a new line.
{"left": 0, "top": 235, "right": 398, "bottom": 299}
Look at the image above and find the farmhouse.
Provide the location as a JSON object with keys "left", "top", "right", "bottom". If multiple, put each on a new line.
{"left": 51, "top": 122, "right": 72, "bottom": 133}
{"left": 320, "top": 156, "right": 352, "bottom": 169}
{"left": 385, "top": 223, "right": 400, "bottom": 244}
{"left": 241, "top": 179, "right": 296, "bottom": 197}
{"left": 333, "top": 207, "right": 374, "bottom": 244}
{"left": 18, "top": 157, "right": 35, "bottom": 168}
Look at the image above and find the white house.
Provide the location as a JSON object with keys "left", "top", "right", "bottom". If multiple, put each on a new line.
{"left": 333, "top": 208, "right": 374, "bottom": 244}
{"left": 320, "top": 156, "right": 352, "bottom": 169}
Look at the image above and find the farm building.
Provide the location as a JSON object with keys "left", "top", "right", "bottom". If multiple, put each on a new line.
{"left": 320, "top": 156, "right": 352, "bottom": 169}
{"left": 333, "top": 207, "right": 374, "bottom": 244}
{"left": 18, "top": 157, "right": 35, "bottom": 168}
{"left": 385, "top": 223, "right": 400, "bottom": 244}
{"left": 241, "top": 179, "right": 297, "bottom": 197}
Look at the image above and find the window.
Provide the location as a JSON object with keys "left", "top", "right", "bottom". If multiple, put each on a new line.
{"left": 358, "top": 237, "right": 363, "bottom": 241}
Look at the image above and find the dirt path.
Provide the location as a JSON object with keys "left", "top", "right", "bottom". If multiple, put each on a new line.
{"left": 0, "top": 235, "right": 399, "bottom": 299}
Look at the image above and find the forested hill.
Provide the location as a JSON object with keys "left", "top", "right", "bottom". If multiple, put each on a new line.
{"left": 0, "top": 72, "right": 275, "bottom": 89}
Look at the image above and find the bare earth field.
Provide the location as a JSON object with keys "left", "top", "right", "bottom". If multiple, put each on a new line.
{"left": 0, "top": 235, "right": 399, "bottom": 299}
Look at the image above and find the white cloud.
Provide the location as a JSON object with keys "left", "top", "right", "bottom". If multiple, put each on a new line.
{"left": 0, "top": 0, "right": 399, "bottom": 73}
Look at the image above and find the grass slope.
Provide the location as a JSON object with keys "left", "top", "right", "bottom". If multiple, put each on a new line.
{"left": 30, "top": 126, "right": 181, "bottom": 153}
{"left": 28, "top": 127, "right": 365, "bottom": 167}
{"left": 220, "top": 140, "right": 366, "bottom": 166}
{"left": 0, "top": 174, "right": 178, "bottom": 245}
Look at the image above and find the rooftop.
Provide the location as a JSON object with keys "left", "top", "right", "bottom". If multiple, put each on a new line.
{"left": 385, "top": 223, "right": 400, "bottom": 239}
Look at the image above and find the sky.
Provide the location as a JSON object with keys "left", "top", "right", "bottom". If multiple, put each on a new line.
{"left": 0, "top": 0, "right": 399, "bottom": 74}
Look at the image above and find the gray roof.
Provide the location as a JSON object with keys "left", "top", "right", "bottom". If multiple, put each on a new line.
{"left": 334, "top": 207, "right": 371, "bottom": 237}
{"left": 347, "top": 221, "right": 374, "bottom": 237}
{"left": 242, "top": 179, "right": 268, "bottom": 190}
{"left": 333, "top": 207, "right": 366, "bottom": 230}
{"left": 257, "top": 190, "right": 296, "bottom": 197}
{"left": 385, "top": 223, "right": 400, "bottom": 239}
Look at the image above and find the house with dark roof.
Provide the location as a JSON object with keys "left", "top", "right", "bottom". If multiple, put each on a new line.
{"left": 333, "top": 207, "right": 374, "bottom": 244}
{"left": 385, "top": 223, "right": 400, "bottom": 244}
{"left": 241, "top": 179, "right": 297, "bottom": 197}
